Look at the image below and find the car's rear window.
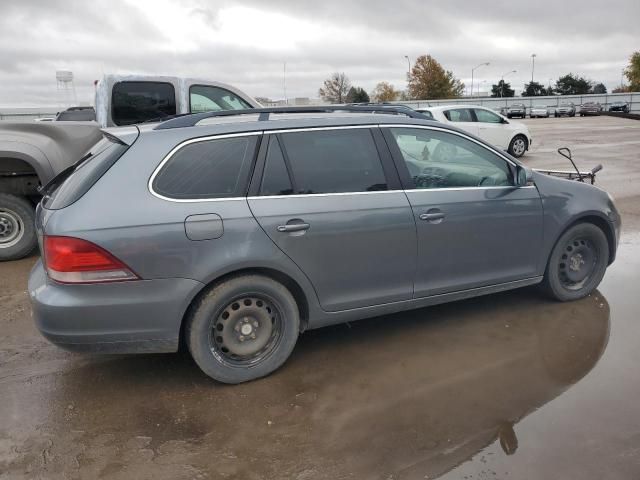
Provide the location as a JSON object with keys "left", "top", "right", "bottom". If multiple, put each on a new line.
{"left": 112, "top": 81, "right": 176, "bottom": 126}
{"left": 152, "top": 135, "right": 259, "bottom": 199}
{"left": 43, "top": 137, "right": 129, "bottom": 210}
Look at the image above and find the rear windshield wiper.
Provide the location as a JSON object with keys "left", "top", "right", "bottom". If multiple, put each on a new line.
{"left": 38, "top": 151, "right": 94, "bottom": 196}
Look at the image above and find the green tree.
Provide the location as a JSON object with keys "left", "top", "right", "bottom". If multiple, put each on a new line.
{"left": 522, "top": 81, "right": 546, "bottom": 96}
{"left": 408, "top": 55, "right": 464, "bottom": 100}
{"left": 346, "top": 86, "right": 370, "bottom": 103}
{"left": 555, "top": 73, "right": 593, "bottom": 95}
{"left": 318, "top": 72, "right": 351, "bottom": 103}
{"left": 371, "top": 81, "right": 400, "bottom": 102}
{"left": 624, "top": 51, "right": 640, "bottom": 91}
{"left": 592, "top": 83, "right": 607, "bottom": 94}
{"left": 491, "top": 80, "right": 514, "bottom": 97}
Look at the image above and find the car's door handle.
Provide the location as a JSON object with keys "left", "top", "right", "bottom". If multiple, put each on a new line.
{"left": 277, "top": 222, "right": 310, "bottom": 233}
{"left": 419, "top": 212, "right": 445, "bottom": 222}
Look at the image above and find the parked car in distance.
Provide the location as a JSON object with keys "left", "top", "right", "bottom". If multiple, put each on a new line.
{"left": 506, "top": 104, "right": 526, "bottom": 118}
{"left": 418, "top": 105, "right": 532, "bottom": 157}
{"left": 579, "top": 102, "right": 603, "bottom": 116}
{"left": 546, "top": 105, "right": 557, "bottom": 116}
{"left": 0, "top": 74, "right": 260, "bottom": 261}
{"left": 28, "top": 106, "right": 619, "bottom": 383}
{"left": 529, "top": 105, "right": 550, "bottom": 118}
{"left": 34, "top": 117, "right": 55, "bottom": 122}
{"left": 608, "top": 101, "right": 630, "bottom": 113}
{"left": 555, "top": 102, "right": 576, "bottom": 117}
{"left": 55, "top": 106, "right": 96, "bottom": 122}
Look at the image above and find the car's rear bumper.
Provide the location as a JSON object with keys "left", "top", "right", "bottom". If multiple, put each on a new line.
{"left": 28, "top": 260, "right": 203, "bottom": 353}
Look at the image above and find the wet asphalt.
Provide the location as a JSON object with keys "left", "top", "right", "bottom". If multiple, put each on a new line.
{"left": 1, "top": 116, "right": 639, "bottom": 479}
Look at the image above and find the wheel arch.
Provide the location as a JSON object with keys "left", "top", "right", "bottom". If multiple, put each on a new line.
{"left": 547, "top": 214, "right": 616, "bottom": 272}
{"left": 178, "top": 266, "right": 311, "bottom": 351}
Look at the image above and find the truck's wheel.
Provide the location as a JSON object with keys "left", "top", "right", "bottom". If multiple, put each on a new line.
{"left": 0, "top": 194, "right": 37, "bottom": 261}
{"left": 186, "top": 275, "right": 300, "bottom": 384}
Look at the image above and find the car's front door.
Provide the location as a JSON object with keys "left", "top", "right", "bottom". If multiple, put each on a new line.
{"left": 248, "top": 127, "right": 416, "bottom": 312}
{"left": 383, "top": 125, "right": 543, "bottom": 298}
{"left": 473, "top": 108, "right": 509, "bottom": 149}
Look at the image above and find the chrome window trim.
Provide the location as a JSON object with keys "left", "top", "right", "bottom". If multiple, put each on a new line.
{"left": 148, "top": 131, "right": 263, "bottom": 203}
{"left": 381, "top": 123, "right": 518, "bottom": 168}
{"left": 149, "top": 124, "right": 529, "bottom": 203}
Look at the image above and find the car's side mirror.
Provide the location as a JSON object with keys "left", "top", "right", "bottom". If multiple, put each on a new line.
{"left": 501, "top": 118, "right": 509, "bottom": 124}
{"left": 517, "top": 166, "right": 533, "bottom": 186}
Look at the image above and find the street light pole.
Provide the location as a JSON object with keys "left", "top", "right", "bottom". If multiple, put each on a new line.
{"left": 531, "top": 53, "right": 537, "bottom": 83}
{"left": 500, "top": 70, "right": 516, "bottom": 98}
{"left": 471, "top": 62, "right": 490, "bottom": 98}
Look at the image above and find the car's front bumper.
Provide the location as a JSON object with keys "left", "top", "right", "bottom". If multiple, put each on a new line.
{"left": 28, "top": 260, "right": 203, "bottom": 353}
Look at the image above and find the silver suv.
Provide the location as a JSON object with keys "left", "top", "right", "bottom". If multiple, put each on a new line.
{"left": 29, "top": 106, "right": 620, "bottom": 383}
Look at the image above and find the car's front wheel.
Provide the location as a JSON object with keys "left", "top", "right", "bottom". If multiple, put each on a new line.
{"left": 541, "top": 223, "right": 609, "bottom": 302}
{"left": 186, "top": 274, "right": 300, "bottom": 383}
{"left": 508, "top": 135, "right": 528, "bottom": 158}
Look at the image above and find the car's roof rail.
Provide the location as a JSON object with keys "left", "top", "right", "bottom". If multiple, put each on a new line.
{"left": 153, "top": 105, "right": 432, "bottom": 130}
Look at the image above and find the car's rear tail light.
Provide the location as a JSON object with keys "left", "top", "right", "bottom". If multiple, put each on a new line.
{"left": 43, "top": 236, "right": 139, "bottom": 283}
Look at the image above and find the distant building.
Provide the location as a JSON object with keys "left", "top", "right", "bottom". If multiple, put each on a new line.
{"left": 255, "top": 97, "right": 327, "bottom": 107}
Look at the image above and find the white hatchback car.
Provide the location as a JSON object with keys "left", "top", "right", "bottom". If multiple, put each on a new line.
{"left": 415, "top": 105, "right": 532, "bottom": 158}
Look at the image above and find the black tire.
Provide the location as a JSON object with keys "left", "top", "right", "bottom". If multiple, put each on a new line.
{"left": 508, "top": 134, "right": 528, "bottom": 158}
{"left": 0, "top": 193, "right": 37, "bottom": 261}
{"left": 186, "top": 274, "right": 300, "bottom": 384}
{"left": 541, "top": 223, "right": 609, "bottom": 302}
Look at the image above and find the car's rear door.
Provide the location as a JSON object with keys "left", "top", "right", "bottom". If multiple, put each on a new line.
{"left": 442, "top": 108, "right": 479, "bottom": 137}
{"left": 247, "top": 126, "right": 416, "bottom": 312}
{"left": 382, "top": 125, "right": 543, "bottom": 298}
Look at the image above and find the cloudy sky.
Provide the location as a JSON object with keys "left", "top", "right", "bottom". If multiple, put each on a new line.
{"left": 1, "top": 0, "right": 638, "bottom": 106}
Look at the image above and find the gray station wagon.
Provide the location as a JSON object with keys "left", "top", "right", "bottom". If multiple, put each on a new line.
{"left": 28, "top": 106, "right": 621, "bottom": 383}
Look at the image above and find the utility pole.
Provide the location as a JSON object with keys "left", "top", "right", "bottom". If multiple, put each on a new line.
{"left": 283, "top": 62, "right": 287, "bottom": 105}
{"left": 404, "top": 55, "right": 411, "bottom": 80}
{"left": 471, "top": 62, "right": 490, "bottom": 98}
{"left": 531, "top": 53, "right": 537, "bottom": 83}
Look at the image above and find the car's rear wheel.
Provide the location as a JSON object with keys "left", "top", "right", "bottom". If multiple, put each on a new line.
{"left": 508, "top": 135, "right": 528, "bottom": 158}
{"left": 541, "top": 223, "right": 609, "bottom": 301}
{"left": 0, "top": 194, "right": 36, "bottom": 261}
{"left": 186, "top": 274, "right": 300, "bottom": 384}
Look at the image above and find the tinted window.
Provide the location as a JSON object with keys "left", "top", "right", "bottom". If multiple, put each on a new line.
{"left": 474, "top": 109, "right": 502, "bottom": 123}
{"left": 190, "top": 85, "right": 252, "bottom": 113}
{"left": 390, "top": 128, "right": 513, "bottom": 189}
{"left": 43, "top": 138, "right": 128, "bottom": 210}
{"left": 279, "top": 129, "right": 387, "bottom": 194}
{"left": 443, "top": 109, "right": 474, "bottom": 122}
{"left": 112, "top": 81, "right": 176, "bottom": 126}
{"left": 153, "top": 136, "right": 258, "bottom": 199}
{"left": 260, "top": 136, "right": 293, "bottom": 196}
{"left": 416, "top": 110, "right": 434, "bottom": 120}
{"left": 55, "top": 109, "right": 96, "bottom": 121}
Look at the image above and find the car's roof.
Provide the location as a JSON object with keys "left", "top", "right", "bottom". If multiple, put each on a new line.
{"left": 119, "top": 112, "right": 446, "bottom": 143}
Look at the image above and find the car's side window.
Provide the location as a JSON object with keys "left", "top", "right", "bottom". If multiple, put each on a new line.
{"left": 152, "top": 135, "right": 258, "bottom": 199}
{"left": 443, "top": 108, "right": 474, "bottom": 122}
{"left": 474, "top": 109, "right": 502, "bottom": 123}
{"left": 189, "top": 85, "right": 252, "bottom": 113}
{"left": 390, "top": 128, "right": 514, "bottom": 189}
{"left": 278, "top": 128, "right": 388, "bottom": 194}
{"left": 260, "top": 136, "right": 294, "bottom": 196}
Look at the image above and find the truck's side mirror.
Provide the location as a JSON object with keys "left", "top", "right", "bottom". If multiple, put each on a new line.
{"left": 517, "top": 166, "right": 533, "bottom": 186}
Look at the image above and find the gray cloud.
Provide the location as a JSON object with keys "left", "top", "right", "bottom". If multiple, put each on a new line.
{"left": 0, "top": 0, "right": 638, "bottom": 106}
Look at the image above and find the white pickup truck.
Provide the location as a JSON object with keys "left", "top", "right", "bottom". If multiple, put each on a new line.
{"left": 0, "top": 75, "right": 260, "bottom": 260}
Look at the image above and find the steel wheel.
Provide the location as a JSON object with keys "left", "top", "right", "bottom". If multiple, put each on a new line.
{"left": 511, "top": 137, "right": 526, "bottom": 157}
{"left": 557, "top": 237, "right": 599, "bottom": 291}
{"left": 0, "top": 207, "right": 25, "bottom": 249}
{"left": 209, "top": 295, "right": 282, "bottom": 366}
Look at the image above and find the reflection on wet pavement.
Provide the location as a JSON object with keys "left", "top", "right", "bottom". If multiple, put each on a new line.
{"left": 1, "top": 277, "right": 612, "bottom": 479}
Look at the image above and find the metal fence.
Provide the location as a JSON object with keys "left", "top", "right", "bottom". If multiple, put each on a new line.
{"left": 397, "top": 92, "right": 640, "bottom": 114}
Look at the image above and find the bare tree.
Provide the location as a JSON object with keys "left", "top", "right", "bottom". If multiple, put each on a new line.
{"left": 371, "top": 82, "right": 400, "bottom": 102}
{"left": 318, "top": 72, "right": 351, "bottom": 104}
